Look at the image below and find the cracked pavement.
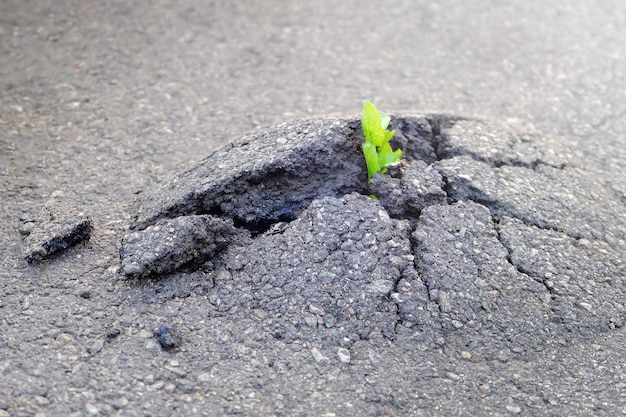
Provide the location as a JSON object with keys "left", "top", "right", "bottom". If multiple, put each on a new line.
{"left": 1, "top": 1, "right": 626, "bottom": 416}
{"left": 120, "top": 115, "right": 625, "bottom": 353}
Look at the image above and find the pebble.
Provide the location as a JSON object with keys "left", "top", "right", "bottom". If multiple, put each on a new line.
{"left": 369, "top": 279, "right": 395, "bottom": 294}
{"left": 311, "top": 347, "right": 329, "bottom": 365}
{"left": 164, "top": 365, "right": 187, "bottom": 377}
{"left": 154, "top": 326, "right": 182, "bottom": 350}
{"left": 323, "top": 313, "right": 336, "bottom": 328}
{"left": 304, "top": 313, "right": 318, "bottom": 327}
{"left": 309, "top": 304, "right": 325, "bottom": 315}
{"left": 505, "top": 404, "right": 522, "bottom": 414}
{"left": 150, "top": 381, "right": 165, "bottom": 390}
{"left": 110, "top": 397, "right": 129, "bottom": 410}
{"left": 337, "top": 348, "right": 351, "bottom": 363}
{"left": 197, "top": 372, "right": 212, "bottom": 382}
{"left": 87, "top": 339, "right": 104, "bottom": 354}
{"left": 33, "top": 396, "right": 49, "bottom": 405}
{"left": 85, "top": 403, "right": 99, "bottom": 415}
{"left": 395, "top": 323, "right": 412, "bottom": 336}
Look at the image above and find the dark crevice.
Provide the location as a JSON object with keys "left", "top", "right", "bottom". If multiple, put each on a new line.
{"left": 454, "top": 190, "right": 583, "bottom": 240}
{"left": 231, "top": 211, "right": 301, "bottom": 236}
{"left": 421, "top": 273, "right": 441, "bottom": 314}
{"left": 426, "top": 115, "right": 460, "bottom": 163}
{"left": 425, "top": 116, "right": 566, "bottom": 171}
{"left": 441, "top": 147, "right": 565, "bottom": 171}
{"left": 439, "top": 173, "right": 454, "bottom": 202}
{"left": 425, "top": 116, "right": 576, "bottom": 241}
{"left": 407, "top": 222, "right": 443, "bottom": 319}
{"left": 196, "top": 203, "right": 224, "bottom": 217}
{"left": 435, "top": 164, "right": 584, "bottom": 241}
{"left": 492, "top": 218, "right": 557, "bottom": 297}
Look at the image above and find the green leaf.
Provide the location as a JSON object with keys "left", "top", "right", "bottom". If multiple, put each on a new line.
{"left": 361, "top": 101, "right": 403, "bottom": 189}
{"left": 362, "top": 141, "right": 380, "bottom": 182}
{"left": 383, "top": 128, "right": 395, "bottom": 144}
{"left": 379, "top": 112, "right": 391, "bottom": 130}
{"left": 362, "top": 101, "right": 386, "bottom": 147}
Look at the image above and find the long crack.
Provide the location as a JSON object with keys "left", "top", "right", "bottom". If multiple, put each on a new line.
{"left": 403, "top": 115, "right": 569, "bottom": 320}
{"left": 492, "top": 217, "right": 556, "bottom": 295}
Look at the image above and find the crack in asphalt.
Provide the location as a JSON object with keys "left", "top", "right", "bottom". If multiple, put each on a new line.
{"left": 401, "top": 116, "right": 566, "bottom": 318}
{"left": 423, "top": 117, "right": 587, "bottom": 244}
{"left": 492, "top": 218, "right": 555, "bottom": 295}
{"left": 123, "top": 115, "right": 615, "bottom": 342}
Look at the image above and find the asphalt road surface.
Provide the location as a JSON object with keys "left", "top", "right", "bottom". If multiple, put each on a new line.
{"left": 1, "top": 1, "right": 625, "bottom": 416}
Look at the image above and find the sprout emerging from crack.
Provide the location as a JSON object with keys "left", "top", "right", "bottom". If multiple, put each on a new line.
{"left": 361, "top": 101, "right": 403, "bottom": 196}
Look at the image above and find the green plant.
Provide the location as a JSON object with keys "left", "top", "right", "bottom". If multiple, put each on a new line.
{"left": 361, "top": 101, "right": 402, "bottom": 192}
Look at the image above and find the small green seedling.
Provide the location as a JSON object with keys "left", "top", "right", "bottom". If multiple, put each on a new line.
{"left": 361, "top": 101, "right": 402, "bottom": 194}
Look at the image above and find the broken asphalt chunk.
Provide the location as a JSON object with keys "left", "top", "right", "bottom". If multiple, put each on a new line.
{"left": 120, "top": 215, "right": 248, "bottom": 278}
{"left": 23, "top": 213, "right": 92, "bottom": 263}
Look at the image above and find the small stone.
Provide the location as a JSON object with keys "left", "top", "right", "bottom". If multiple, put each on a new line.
{"left": 369, "top": 279, "right": 395, "bottom": 294}
{"left": 110, "top": 397, "right": 129, "bottom": 410}
{"left": 452, "top": 320, "right": 464, "bottom": 329}
{"left": 323, "top": 313, "right": 336, "bottom": 328}
{"left": 303, "top": 313, "right": 318, "bottom": 327}
{"left": 309, "top": 304, "right": 325, "bottom": 315}
{"left": 91, "top": 310, "right": 105, "bottom": 320}
{"left": 125, "top": 232, "right": 140, "bottom": 243}
{"left": 33, "top": 395, "right": 49, "bottom": 405}
{"left": 154, "top": 326, "right": 182, "bottom": 350}
{"left": 378, "top": 210, "right": 391, "bottom": 223}
{"left": 340, "top": 337, "right": 353, "bottom": 348}
{"left": 461, "top": 351, "right": 472, "bottom": 359}
{"left": 57, "top": 333, "right": 73, "bottom": 343}
{"left": 395, "top": 323, "right": 412, "bottom": 336}
{"left": 87, "top": 339, "right": 104, "bottom": 354}
{"left": 150, "top": 381, "right": 165, "bottom": 390}
{"left": 505, "top": 404, "right": 522, "bottom": 414}
{"left": 311, "top": 347, "right": 329, "bottom": 365}
{"left": 85, "top": 403, "right": 99, "bottom": 416}
{"left": 197, "top": 372, "right": 212, "bottom": 383}
{"left": 317, "top": 271, "right": 335, "bottom": 283}
{"left": 337, "top": 348, "right": 351, "bottom": 363}
{"left": 164, "top": 365, "right": 187, "bottom": 377}
{"left": 18, "top": 222, "right": 36, "bottom": 235}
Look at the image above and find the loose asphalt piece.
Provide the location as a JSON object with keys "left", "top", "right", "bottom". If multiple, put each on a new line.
{"left": 2, "top": 1, "right": 626, "bottom": 416}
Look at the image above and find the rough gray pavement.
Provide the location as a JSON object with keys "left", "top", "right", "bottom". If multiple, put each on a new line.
{"left": 1, "top": 1, "right": 626, "bottom": 416}
{"left": 122, "top": 113, "right": 625, "bottom": 354}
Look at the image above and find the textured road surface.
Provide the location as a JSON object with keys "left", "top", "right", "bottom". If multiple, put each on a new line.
{"left": 1, "top": 1, "right": 625, "bottom": 416}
